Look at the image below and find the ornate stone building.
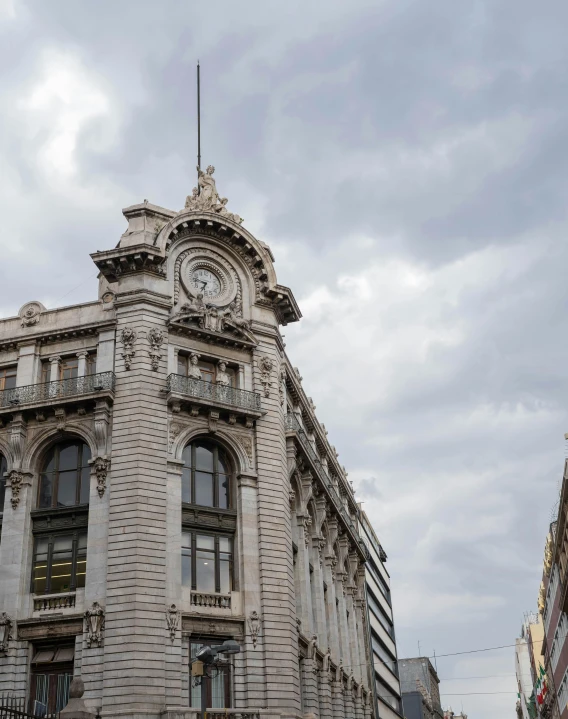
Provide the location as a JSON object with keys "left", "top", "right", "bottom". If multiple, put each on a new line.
{"left": 0, "top": 167, "right": 375, "bottom": 719}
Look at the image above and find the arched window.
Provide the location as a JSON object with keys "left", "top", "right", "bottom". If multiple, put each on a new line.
{"left": 181, "top": 440, "right": 231, "bottom": 509}
{"left": 38, "top": 440, "right": 91, "bottom": 509}
{"left": 0, "top": 453, "right": 7, "bottom": 514}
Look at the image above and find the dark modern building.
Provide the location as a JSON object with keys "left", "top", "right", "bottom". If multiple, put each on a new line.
{"left": 399, "top": 657, "right": 443, "bottom": 719}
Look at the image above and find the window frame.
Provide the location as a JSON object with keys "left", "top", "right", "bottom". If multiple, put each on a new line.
{"left": 31, "top": 529, "right": 87, "bottom": 595}
{"left": 0, "top": 365, "right": 17, "bottom": 391}
{"left": 0, "top": 453, "right": 6, "bottom": 516}
{"left": 182, "top": 529, "right": 233, "bottom": 595}
{"left": 182, "top": 441, "right": 232, "bottom": 510}
{"left": 38, "top": 440, "right": 91, "bottom": 509}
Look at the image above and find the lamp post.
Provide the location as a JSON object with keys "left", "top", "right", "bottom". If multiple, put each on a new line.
{"left": 192, "top": 640, "right": 241, "bottom": 719}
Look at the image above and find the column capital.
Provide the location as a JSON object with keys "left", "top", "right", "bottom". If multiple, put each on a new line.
{"left": 76, "top": 350, "right": 89, "bottom": 359}
{"left": 49, "top": 355, "right": 62, "bottom": 364}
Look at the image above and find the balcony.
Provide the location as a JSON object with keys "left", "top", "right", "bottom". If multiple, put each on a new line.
{"left": 0, "top": 372, "right": 115, "bottom": 417}
{"left": 33, "top": 592, "right": 76, "bottom": 612}
{"left": 285, "top": 413, "right": 368, "bottom": 560}
{"left": 166, "top": 374, "right": 263, "bottom": 424}
{"left": 190, "top": 591, "right": 231, "bottom": 609}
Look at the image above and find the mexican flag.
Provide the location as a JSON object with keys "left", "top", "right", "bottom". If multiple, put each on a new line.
{"left": 535, "top": 666, "right": 548, "bottom": 706}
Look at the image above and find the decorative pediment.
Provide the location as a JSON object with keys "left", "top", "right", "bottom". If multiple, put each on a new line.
{"left": 168, "top": 297, "right": 257, "bottom": 348}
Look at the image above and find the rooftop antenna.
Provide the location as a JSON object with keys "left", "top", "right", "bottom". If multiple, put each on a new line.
{"left": 433, "top": 648, "right": 438, "bottom": 672}
{"left": 197, "top": 60, "right": 201, "bottom": 192}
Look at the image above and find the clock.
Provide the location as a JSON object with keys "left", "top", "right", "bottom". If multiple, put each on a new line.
{"left": 178, "top": 251, "right": 239, "bottom": 307}
{"left": 190, "top": 267, "right": 222, "bottom": 299}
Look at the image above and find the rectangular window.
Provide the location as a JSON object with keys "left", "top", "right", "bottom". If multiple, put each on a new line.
{"left": 190, "top": 641, "right": 232, "bottom": 709}
{"left": 0, "top": 366, "right": 17, "bottom": 391}
{"left": 32, "top": 531, "right": 88, "bottom": 594}
{"left": 181, "top": 531, "right": 233, "bottom": 594}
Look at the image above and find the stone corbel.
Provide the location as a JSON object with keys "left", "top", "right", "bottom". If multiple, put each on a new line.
{"left": 54, "top": 408, "right": 66, "bottom": 432}
{"left": 208, "top": 411, "right": 220, "bottom": 433}
{"left": 9, "top": 413, "right": 27, "bottom": 467}
{"left": 90, "top": 456, "right": 111, "bottom": 498}
{"left": 7, "top": 470, "right": 32, "bottom": 510}
{"left": 84, "top": 602, "right": 105, "bottom": 648}
{"left": 94, "top": 399, "right": 111, "bottom": 455}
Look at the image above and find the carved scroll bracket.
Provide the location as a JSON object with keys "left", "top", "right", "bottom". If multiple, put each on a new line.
{"left": 84, "top": 602, "right": 105, "bottom": 648}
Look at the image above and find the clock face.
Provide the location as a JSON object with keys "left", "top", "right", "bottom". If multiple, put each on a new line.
{"left": 190, "top": 268, "right": 222, "bottom": 298}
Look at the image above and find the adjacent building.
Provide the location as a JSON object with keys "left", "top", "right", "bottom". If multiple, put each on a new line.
{"left": 0, "top": 167, "right": 383, "bottom": 719}
{"left": 515, "top": 613, "right": 544, "bottom": 719}
{"left": 399, "top": 657, "right": 443, "bottom": 719}
{"left": 359, "top": 509, "right": 402, "bottom": 719}
{"left": 537, "top": 457, "right": 568, "bottom": 719}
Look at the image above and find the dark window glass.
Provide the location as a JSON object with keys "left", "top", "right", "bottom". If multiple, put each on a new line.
{"left": 60, "top": 359, "right": 79, "bottom": 381}
{"left": 190, "top": 642, "right": 231, "bottom": 708}
{"left": 32, "top": 531, "right": 87, "bottom": 594}
{"left": 38, "top": 441, "right": 91, "bottom": 509}
{"left": 0, "top": 454, "right": 6, "bottom": 514}
{"left": 181, "top": 531, "right": 233, "bottom": 594}
{"left": 182, "top": 441, "right": 232, "bottom": 509}
{"left": 0, "top": 366, "right": 17, "bottom": 391}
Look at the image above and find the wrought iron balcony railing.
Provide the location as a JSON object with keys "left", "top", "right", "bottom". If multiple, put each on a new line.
{"left": 0, "top": 372, "right": 115, "bottom": 409}
{"left": 285, "top": 413, "right": 368, "bottom": 558}
{"left": 167, "top": 374, "right": 261, "bottom": 413}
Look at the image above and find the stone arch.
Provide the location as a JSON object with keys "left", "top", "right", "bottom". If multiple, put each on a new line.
{"left": 0, "top": 435, "right": 13, "bottom": 469}
{"left": 172, "top": 424, "right": 249, "bottom": 478}
{"left": 22, "top": 423, "right": 97, "bottom": 475}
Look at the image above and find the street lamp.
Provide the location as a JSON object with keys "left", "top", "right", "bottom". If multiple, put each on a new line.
{"left": 192, "top": 640, "right": 241, "bottom": 719}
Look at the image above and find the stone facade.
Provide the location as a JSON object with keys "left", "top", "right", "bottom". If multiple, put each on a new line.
{"left": 0, "top": 171, "right": 374, "bottom": 719}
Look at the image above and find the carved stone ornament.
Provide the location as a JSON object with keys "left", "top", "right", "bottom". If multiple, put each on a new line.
{"left": 19, "top": 301, "right": 45, "bottom": 328}
{"left": 91, "top": 456, "right": 110, "bottom": 498}
{"left": 279, "top": 365, "right": 286, "bottom": 407}
{"left": 184, "top": 165, "right": 243, "bottom": 224}
{"left": 308, "top": 634, "right": 318, "bottom": 659}
{"left": 0, "top": 612, "right": 13, "bottom": 654}
{"left": 248, "top": 610, "right": 261, "bottom": 648}
{"left": 171, "top": 296, "right": 255, "bottom": 344}
{"left": 322, "top": 647, "right": 331, "bottom": 673}
{"left": 8, "top": 470, "right": 27, "bottom": 510}
{"left": 259, "top": 356, "right": 273, "bottom": 398}
{"left": 236, "top": 435, "right": 254, "bottom": 467}
{"left": 147, "top": 328, "right": 164, "bottom": 371}
{"left": 166, "top": 603, "right": 180, "bottom": 642}
{"left": 121, "top": 327, "right": 137, "bottom": 370}
{"left": 84, "top": 602, "right": 105, "bottom": 648}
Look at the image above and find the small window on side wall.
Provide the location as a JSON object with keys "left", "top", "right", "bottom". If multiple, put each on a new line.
{"left": 0, "top": 366, "right": 17, "bottom": 391}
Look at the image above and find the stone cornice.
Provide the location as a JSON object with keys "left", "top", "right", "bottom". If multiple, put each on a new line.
{"left": 0, "top": 320, "right": 116, "bottom": 353}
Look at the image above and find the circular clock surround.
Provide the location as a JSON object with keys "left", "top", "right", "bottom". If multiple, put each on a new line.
{"left": 179, "top": 253, "right": 238, "bottom": 307}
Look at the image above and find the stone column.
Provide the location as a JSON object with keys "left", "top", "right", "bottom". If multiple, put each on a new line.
{"left": 318, "top": 666, "right": 333, "bottom": 719}
{"left": 0, "top": 412, "right": 33, "bottom": 698}
{"left": 49, "top": 355, "right": 61, "bottom": 382}
{"left": 77, "top": 351, "right": 89, "bottom": 377}
{"left": 101, "top": 292, "right": 171, "bottom": 719}
{"left": 302, "top": 655, "right": 319, "bottom": 718}
{"left": 335, "top": 573, "right": 351, "bottom": 674}
{"left": 165, "top": 458, "right": 184, "bottom": 705}
{"left": 96, "top": 329, "right": 115, "bottom": 374}
{"left": 238, "top": 363, "right": 245, "bottom": 390}
{"left": 310, "top": 538, "right": 327, "bottom": 647}
{"left": 253, "top": 339, "right": 300, "bottom": 713}
{"left": 296, "top": 516, "right": 314, "bottom": 636}
{"left": 343, "top": 677, "right": 355, "bottom": 719}
{"left": 354, "top": 684, "right": 364, "bottom": 719}
{"left": 236, "top": 472, "right": 267, "bottom": 708}
{"left": 346, "top": 591, "right": 360, "bottom": 683}
{"left": 331, "top": 668, "right": 345, "bottom": 719}
{"left": 15, "top": 342, "right": 39, "bottom": 386}
{"left": 322, "top": 555, "right": 340, "bottom": 663}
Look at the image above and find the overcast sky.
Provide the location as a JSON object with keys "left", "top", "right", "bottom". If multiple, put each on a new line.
{"left": 1, "top": 1, "right": 566, "bottom": 716}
